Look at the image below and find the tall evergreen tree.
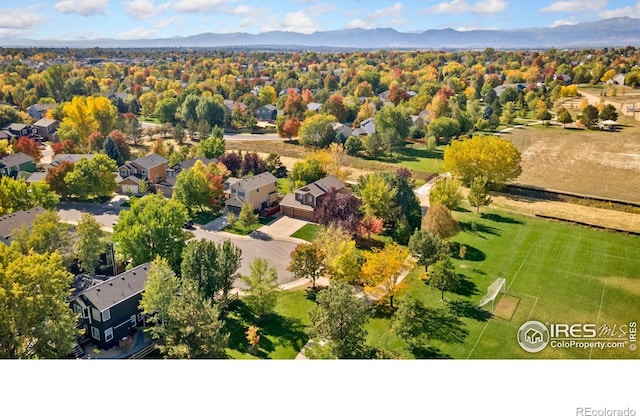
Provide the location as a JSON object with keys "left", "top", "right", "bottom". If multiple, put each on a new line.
{"left": 103, "top": 135, "right": 124, "bottom": 166}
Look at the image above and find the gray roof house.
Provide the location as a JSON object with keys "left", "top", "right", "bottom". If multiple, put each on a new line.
{"left": 46, "top": 154, "right": 95, "bottom": 171}
{"left": 0, "top": 206, "right": 45, "bottom": 245}
{"left": 225, "top": 172, "right": 278, "bottom": 214}
{"left": 0, "top": 152, "right": 36, "bottom": 176}
{"left": 280, "top": 175, "right": 345, "bottom": 221}
{"left": 257, "top": 104, "right": 278, "bottom": 121}
{"left": 26, "top": 103, "right": 55, "bottom": 120}
{"left": 33, "top": 118, "right": 59, "bottom": 141}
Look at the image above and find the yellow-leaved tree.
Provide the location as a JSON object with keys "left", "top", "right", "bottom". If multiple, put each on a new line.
{"left": 361, "top": 243, "right": 415, "bottom": 309}
{"left": 60, "top": 96, "right": 117, "bottom": 145}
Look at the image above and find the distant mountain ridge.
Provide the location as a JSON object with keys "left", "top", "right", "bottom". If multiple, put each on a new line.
{"left": 9, "top": 17, "right": 640, "bottom": 49}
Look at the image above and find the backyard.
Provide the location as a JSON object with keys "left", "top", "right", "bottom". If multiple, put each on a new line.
{"left": 222, "top": 206, "right": 640, "bottom": 359}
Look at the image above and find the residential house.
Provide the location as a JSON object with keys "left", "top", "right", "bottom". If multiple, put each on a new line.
{"left": 257, "top": 104, "right": 277, "bottom": 121}
{"left": 45, "top": 154, "right": 95, "bottom": 172}
{"left": 156, "top": 156, "right": 218, "bottom": 198}
{"left": 0, "top": 207, "right": 45, "bottom": 245}
{"left": 353, "top": 117, "right": 376, "bottom": 136}
{"left": 554, "top": 73, "right": 573, "bottom": 84}
{"left": 0, "top": 152, "right": 36, "bottom": 177}
{"left": 116, "top": 153, "right": 168, "bottom": 194}
{"left": 280, "top": 175, "right": 345, "bottom": 221}
{"left": 607, "top": 74, "right": 626, "bottom": 86}
{"left": 33, "top": 118, "right": 59, "bottom": 142}
{"left": 493, "top": 83, "right": 529, "bottom": 98}
{"left": 279, "top": 87, "right": 300, "bottom": 96}
{"left": 26, "top": 103, "right": 55, "bottom": 120}
{"left": 2, "top": 123, "right": 40, "bottom": 140}
{"left": 307, "top": 102, "right": 322, "bottom": 112}
{"left": 69, "top": 262, "right": 152, "bottom": 350}
{"left": 225, "top": 172, "right": 278, "bottom": 214}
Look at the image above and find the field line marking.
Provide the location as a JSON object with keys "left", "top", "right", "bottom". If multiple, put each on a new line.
{"left": 466, "top": 321, "right": 490, "bottom": 359}
{"left": 590, "top": 279, "right": 608, "bottom": 359}
{"left": 506, "top": 235, "right": 540, "bottom": 292}
{"left": 527, "top": 296, "right": 539, "bottom": 320}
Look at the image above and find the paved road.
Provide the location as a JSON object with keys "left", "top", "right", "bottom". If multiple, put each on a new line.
{"left": 56, "top": 198, "right": 296, "bottom": 288}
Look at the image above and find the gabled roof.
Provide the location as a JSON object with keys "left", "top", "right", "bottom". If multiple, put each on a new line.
{"left": 232, "top": 172, "right": 277, "bottom": 192}
{"left": 174, "top": 156, "right": 218, "bottom": 172}
{"left": 25, "top": 172, "right": 47, "bottom": 183}
{"left": 0, "top": 152, "right": 34, "bottom": 168}
{"left": 50, "top": 154, "right": 94, "bottom": 167}
{"left": 359, "top": 118, "right": 376, "bottom": 135}
{"left": 131, "top": 153, "right": 168, "bottom": 170}
{"left": 307, "top": 102, "right": 322, "bottom": 111}
{"left": 33, "top": 118, "right": 58, "bottom": 128}
{"left": 76, "top": 262, "right": 152, "bottom": 312}
{"left": 298, "top": 175, "right": 345, "bottom": 197}
{"left": 0, "top": 207, "right": 45, "bottom": 240}
{"left": 27, "top": 103, "right": 55, "bottom": 112}
{"left": 259, "top": 104, "right": 277, "bottom": 111}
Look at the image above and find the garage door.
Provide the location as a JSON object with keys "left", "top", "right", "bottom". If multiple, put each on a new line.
{"left": 121, "top": 184, "right": 139, "bottom": 194}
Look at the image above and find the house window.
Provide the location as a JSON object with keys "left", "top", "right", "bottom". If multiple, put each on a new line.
{"left": 141, "top": 169, "right": 147, "bottom": 175}
{"left": 91, "top": 308, "right": 101, "bottom": 322}
{"left": 238, "top": 191, "right": 246, "bottom": 198}
{"left": 307, "top": 195, "right": 312, "bottom": 203}
{"left": 101, "top": 309, "right": 111, "bottom": 322}
{"left": 73, "top": 303, "right": 82, "bottom": 315}
{"left": 91, "top": 326, "right": 100, "bottom": 340}
{"left": 105, "top": 328, "right": 113, "bottom": 342}
{"left": 120, "top": 169, "right": 128, "bottom": 177}
{"left": 256, "top": 188, "right": 259, "bottom": 193}
{"left": 82, "top": 308, "right": 89, "bottom": 319}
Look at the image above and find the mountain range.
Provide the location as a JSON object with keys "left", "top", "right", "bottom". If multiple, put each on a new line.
{"left": 9, "top": 17, "right": 640, "bottom": 50}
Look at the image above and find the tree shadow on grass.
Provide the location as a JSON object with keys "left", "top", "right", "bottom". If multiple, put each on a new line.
{"left": 411, "top": 345, "right": 452, "bottom": 359}
{"left": 459, "top": 221, "right": 500, "bottom": 237}
{"left": 447, "top": 299, "right": 493, "bottom": 322}
{"left": 453, "top": 274, "right": 479, "bottom": 298}
{"left": 449, "top": 242, "right": 486, "bottom": 262}
{"left": 258, "top": 313, "right": 309, "bottom": 354}
{"left": 222, "top": 301, "right": 256, "bottom": 353}
{"left": 422, "top": 308, "right": 469, "bottom": 344}
{"left": 481, "top": 212, "right": 524, "bottom": 225}
{"left": 452, "top": 206, "right": 471, "bottom": 213}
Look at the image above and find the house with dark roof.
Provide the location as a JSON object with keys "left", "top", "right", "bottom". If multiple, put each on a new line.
{"left": 155, "top": 156, "right": 218, "bottom": 198}
{"left": 32, "top": 118, "right": 59, "bottom": 141}
{"left": 280, "top": 175, "right": 345, "bottom": 221}
{"left": 69, "top": 262, "right": 152, "bottom": 350}
{"left": 257, "top": 104, "right": 277, "bottom": 121}
{"left": 225, "top": 172, "right": 278, "bottom": 214}
{"left": 0, "top": 207, "right": 45, "bottom": 245}
{"left": 3, "top": 123, "right": 40, "bottom": 140}
{"left": 45, "top": 154, "right": 95, "bottom": 172}
{"left": 0, "top": 152, "right": 35, "bottom": 177}
{"left": 116, "top": 153, "right": 168, "bottom": 194}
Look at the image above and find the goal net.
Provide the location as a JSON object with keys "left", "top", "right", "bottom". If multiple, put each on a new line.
{"left": 478, "top": 277, "right": 506, "bottom": 313}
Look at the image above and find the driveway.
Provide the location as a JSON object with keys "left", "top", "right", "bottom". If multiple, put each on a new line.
{"left": 255, "top": 215, "right": 310, "bottom": 242}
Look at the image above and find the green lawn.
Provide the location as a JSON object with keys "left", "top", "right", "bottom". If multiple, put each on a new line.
{"left": 224, "top": 217, "right": 273, "bottom": 235}
{"left": 380, "top": 144, "right": 445, "bottom": 174}
{"left": 191, "top": 210, "right": 221, "bottom": 225}
{"left": 367, "top": 208, "right": 640, "bottom": 359}
{"left": 290, "top": 223, "right": 320, "bottom": 241}
{"left": 224, "top": 288, "right": 315, "bottom": 359}
{"left": 277, "top": 177, "right": 293, "bottom": 195}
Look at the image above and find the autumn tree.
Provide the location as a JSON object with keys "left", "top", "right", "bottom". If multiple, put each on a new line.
{"left": 422, "top": 203, "right": 460, "bottom": 239}
{"left": 298, "top": 113, "right": 338, "bottom": 148}
{"left": 374, "top": 105, "right": 412, "bottom": 155}
{"left": 60, "top": 95, "right": 118, "bottom": 144}
{"left": 113, "top": 193, "right": 188, "bottom": 272}
{"left": 428, "top": 117, "right": 460, "bottom": 142}
{"left": 0, "top": 176, "right": 59, "bottom": 215}
{"left": 181, "top": 239, "right": 242, "bottom": 303}
{"left": 239, "top": 152, "right": 267, "bottom": 176}
{"left": 308, "top": 282, "right": 370, "bottom": 359}
{"left": 468, "top": 176, "right": 492, "bottom": 214}
{"left": 64, "top": 154, "right": 117, "bottom": 200}
{"left": 290, "top": 157, "right": 327, "bottom": 188}
{"left": 0, "top": 244, "right": 78, "bottom": 358}
{"left": 429, "top": 177, "right": 463, "bottom": 210}
{"left": 288, "top": 243, "right": 325, "bottom": 290}
{"left": 361, "top": 244, "right": 414, "bottom": 309}
{"left": 599, "top": 104, "right": 618, "bottom": 121}
{"left": 579, "top": 104, "right": 599, "bottom": 129}
{"left": 75, "top": 212, "right": 109, "bottom": 275}
{"left": 443, "top": 135, "right": 522, "bottom": 188}
{"left": 238, "top": 202, "right": 258, "bottom": 228}
{"left": 429, "top": 256, "right": 460, "bottom": 301}
{"left": 284, "top": 88, "right": 306, "bottom": 119}
{"left": 280, "top": 117, "right": 301, "bottom": 142}
{"left": 241, "top": 258, "right": 280, "bottom": 318}
{"left": 314, "top": 224, "right": 360, "bottom": 283}
{"left": 408, "top": 229, "right": 449, "bottom": 273}
{"left": 322, "top": 94, "right": 348, "bottom": 123}
{"left": 313, "top": 188, "right": 362, "bottom": 235}
{"left": 259, "top": 85, "right": 277, "bottom": 105}
{"left": 556, "top": 107, "right": 574, "bottom": 127}
{"left": 13, "top": 137, "right": 42, "bottom": 161}
{"left": 357, "top": 215, "right": 384, "bottom": 241}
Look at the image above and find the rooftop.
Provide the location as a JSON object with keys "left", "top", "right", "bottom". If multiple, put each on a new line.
{"left": 0, "top": 207, "right": 46, "bottom": 241}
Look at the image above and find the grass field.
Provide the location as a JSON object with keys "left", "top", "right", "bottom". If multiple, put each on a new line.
{"left": 290, "top": 223, "right": 320, "bottom": 241}
{"left": 504, "top": 118, "right": 640, "bottom": 203}
{"left": 367, "top": 208, "right": 640, "bottom": 359}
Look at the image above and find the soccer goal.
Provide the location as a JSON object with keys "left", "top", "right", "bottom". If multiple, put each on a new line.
{"left": 478, "top": 277, "right": 506, "bottom": 313}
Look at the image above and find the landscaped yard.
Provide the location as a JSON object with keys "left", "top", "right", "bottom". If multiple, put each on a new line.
{"left": 223, "top": 206, "right": 640, "bottom": 359}
{"left": 192, "top": 210, "right": 221, "bottom": 225}
{"left": 290, "top": 223, "right": 320, "bottom": 241}
{"left": 224, "top": 217, "right": 273, "bottom": 235}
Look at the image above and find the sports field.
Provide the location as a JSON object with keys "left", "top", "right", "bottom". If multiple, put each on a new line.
{"left": 370, "top": 208, "right": 640, "bottom": 359}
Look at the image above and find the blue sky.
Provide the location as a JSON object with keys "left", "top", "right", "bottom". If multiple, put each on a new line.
{"left": 1, "top": 0, "right": 639, "bottom": 40}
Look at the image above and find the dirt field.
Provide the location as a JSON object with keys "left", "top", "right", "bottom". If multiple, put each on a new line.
{"left": 504, "top": 119, "right": 640, "bottom": 203}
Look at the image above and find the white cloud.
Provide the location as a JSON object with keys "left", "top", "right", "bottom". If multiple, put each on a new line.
{"left": 122, "top": 0, "right": 173, "bottom": 19}
{"left": 540, "top": 0, "right": 606, "bottom": 13}
{"left": 0, "top": 6, "right": 47, "bottom": 30}
{"left": 116, "top": 27, "right": 158, "bottom": 39}
{"left": 156, "top": 16, "right": 180, "bottom": 29}
{"left": 306, "top": 3, "right": 337, "bottom": 16}
{"left": 369, "top": 3, "right": 404, "bottom": 19}
{"left": 281, "top": 10, "right": 319, "bottom": 33}
{"left": 345, "top": 19, "right": 374, "bottom": 29}
{"left": 173, "top": 0, "right": 229, "bottom": 13}
{"left": 549, "top": 18, "right": 576, "bottom": 27}
{"left": 599, "top": 2, "right": 640, "bottom": 18}
{"left": 423, "top": 0, "right": 507, "bottom": 15}
{"left": 55, "top": 0, "right": 107, "bottom": 16}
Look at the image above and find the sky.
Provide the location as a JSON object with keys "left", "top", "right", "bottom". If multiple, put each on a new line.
{"left": 1, "top": 0, "right": 639, "bottom": 40}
